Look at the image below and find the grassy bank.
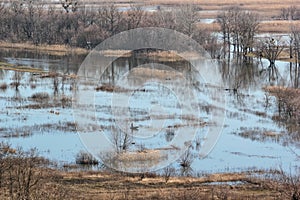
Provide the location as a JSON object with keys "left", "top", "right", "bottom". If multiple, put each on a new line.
{"left": 57, "top": 170, "right": 279, "bottom": 200}
{"left": 0, "top": 41, "right": 88, "bottom": 56}
{"left": 0, "top": 166, "right": 284, "bottom": 199}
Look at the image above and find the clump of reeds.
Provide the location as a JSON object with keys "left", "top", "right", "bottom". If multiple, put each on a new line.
{"left": 75, "top": 151, "right": 99, "bottom": 165}
{"left": 0, "top": 82, "right": 8, "bottom": 90}
{"left": 31, "top": 92, "right": 50, "bottom": 100}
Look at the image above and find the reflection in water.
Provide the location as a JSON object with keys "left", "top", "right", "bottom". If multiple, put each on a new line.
{"left": 220, "top": 54, "right": 300, "bottom": 147}
{"left": 289, "top": 63, "right": 300, "bottom": 88}
{"left": 0, "top": 49, "right": 86, "bottom": 74}
{"left": 220, "top": 56, "right": 261, "bottom": 91}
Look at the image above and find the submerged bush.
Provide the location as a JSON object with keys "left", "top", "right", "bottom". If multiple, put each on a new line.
{"left": 265, "top": 86, "right": 300, "bottom": 119}
{"left": 0, "top": 83, "right": 7, "bottom": 91}
{"left": 31, "top": 92, "right": 50, "bottom": 100}
{"left": 75, "top": 151, "right": 99, "bottom": 165}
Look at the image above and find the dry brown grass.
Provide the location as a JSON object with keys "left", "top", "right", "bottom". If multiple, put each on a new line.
{"left": 55, "top": 170, "right": 280, "bottom": 200}
{"left": 149, "top": 0, "right": 300, "bottom": 7}
{"left": 129, "top": 67, "right": 183, "bottom": 80}
{"left": 95, "top": 0, "right": 300, "bottom": 20}
{"left": 197, "top": 20, "right": 300, "bottom": 33}
{"left": 0, "top": 41, "right": 88, "bottom": 56}
{"left": 145, "top": 0, "right": 300, "bottom": 18}
{"left": 259, "top": 20, "right": 300, "bottom": 33}
{"left": 99, "top": 50, "right": 132, "bottom": 57}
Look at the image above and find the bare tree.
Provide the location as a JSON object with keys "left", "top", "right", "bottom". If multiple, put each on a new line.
{"left": 257, "top": 37, "right": 285, "bottom": 69}
{"left": 155, "top": 9, "right": 176, "bottom": 29}
{"left": 280, "top": 6, "right": 299, "bottom": 20}
{"left": 163, "top": 166, "right": 176, "bottom": 183}
{"left": 238, "top": 11, "right": 260, "bottom": 55}
{"left": 125, "top": 4, "right": 144, "bottom": 30}
{"left": 280, "top": 7, "right": 290, "bottom": 20}
{"left": 176, "top": 4, "right": 199, "bottom": 37}
{"left": 289, "top": 6, "right": 297, "bottom": 20}
{"left": 98, "top": 4, "right": 123, "bottom": 36}
{"left": 21, "top": 0, "right": 46, "bottom": 45}
{"left": 0, "top": 3, "right": 10, "bottom": 40}
{"left": 179, "top": 147, "right": 194, "bottom": 176}
{"left": 218, "top": 7, "right": 259, "bottom": 56}
{"left": 291, "top": 25, "right": 300, "bottom": 67}
{"left": 217, "top": 10, "right": 232, "bottom": 55}
{"left": 111, "top": 128, "right": 132, "bottom": 153}
{"left": 12, "top": 71, "right": 22, "bottom": 90}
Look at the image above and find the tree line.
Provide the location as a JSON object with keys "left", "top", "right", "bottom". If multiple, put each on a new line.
{"left": 0, "top": 1, "right": 212, "bottom": 50}
{"left": 0, "top": 1, "right": 299, "bottom": 66}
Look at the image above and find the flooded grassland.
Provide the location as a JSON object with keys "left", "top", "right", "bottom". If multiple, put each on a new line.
{"left": 0, "top": 48, "right": 299, "bottom": 175}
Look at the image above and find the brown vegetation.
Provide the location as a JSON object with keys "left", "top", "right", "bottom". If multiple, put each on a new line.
{"left": 265, "top": 86, "right": 300, "bottom": 137}
{"left": 259, "top": 20, "right": 300, "bottom": 33}
{"left": 12, "top": 168, "right": 289, "bottom": 200}
{"left": 0, "top": 83, "right": 8, "bottom": 90}
{"left": 265, "top": 86, "right": 300, "bottom": 121}
{"left": 31, "top": 92, "right": 50, "bottom": 101}
{"left": 1, "top": 143, "right": 300, "bottom": 199}
{"left": 0, "top": 143, "right": 69, "bottom": 200}
{"left": 0, "top": 41, "right": 88, "bottom": 56}
{"left": 75, "top": 151, "right": 99, "bottom": 165}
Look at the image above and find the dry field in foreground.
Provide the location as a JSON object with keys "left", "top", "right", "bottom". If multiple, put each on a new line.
{"left": 54, "top": 170, "right": 280, "bottom": 200}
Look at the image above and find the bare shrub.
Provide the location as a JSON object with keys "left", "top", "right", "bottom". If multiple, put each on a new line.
{"left": 11, "top": 71, "right": 22, "bottom": 90}
{"left": 163, "top": 166, "right": 176, "bottom": 183}
{"left": 280, "top": 6, "right": 299, "bottom": 20}
{"left": 0, "top": 145, "right": 74, "bottom": 199}
{"left": 179, "top": 147, "right": 194, "bottom": 176}
{"left": 75, "top": 150, "right": 99, "bottom": 165}
{"left": 0, "top": 142, "right": 15, "bottom": 188}
{"left": 111, "top": 127, "right": 132, "bottom": 153}
{"left": 31, "top": 92, "right": 49, "bottom": 100}
{"left": 95, "top": 84, "right": 115, "bottom": 92}
{"left": 268, "top": 167, "right": 300, "bottom": 200}
{"left": 258, "top": 38, "right": 285, "bottom": 64}
{"left": 3, "top": 148, "right": 49, "bottom": 200}
{"left": 61, "top": 95, "right": 72, "bottom": 107}
{"left": 30, "top": 84, "right": 36, "bottom": 89}
{"left": 176, "top": 4, "right": 199, "bottom": 37}
{"left": 0, "top": 83, "right": 7, "bottom": 90}
{"left": 265, "top": 86, "right": 300, "bottom": 124}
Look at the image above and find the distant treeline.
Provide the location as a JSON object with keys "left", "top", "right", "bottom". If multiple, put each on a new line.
{"left": 0, "top": 1, "right": 299, "bottom": 62}
{"left": 0, "top": 0, "right": 217, "bottom": 51}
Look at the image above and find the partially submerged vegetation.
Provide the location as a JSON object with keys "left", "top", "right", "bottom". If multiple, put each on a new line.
{"left": 75, "top": 151, "right": 99, "bottom": 165}
{"left": 265, "top": 86, "right": 300, "bottom": 120}
{"left": 265, "top": 86, "right": 300, "bottom": 134}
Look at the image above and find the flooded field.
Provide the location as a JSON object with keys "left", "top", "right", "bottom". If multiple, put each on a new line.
{"left": 0, "top": 48, "right": 299, "bottom": 174}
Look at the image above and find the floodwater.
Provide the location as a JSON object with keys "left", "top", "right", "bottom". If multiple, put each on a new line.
{"left": 0, "top": 49, "right": 299, "bottom": 174}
